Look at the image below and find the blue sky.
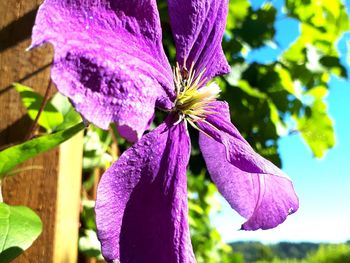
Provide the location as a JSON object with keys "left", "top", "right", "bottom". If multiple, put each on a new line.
{"left": 212, "top": 0, "right": 350, "bottom": 243}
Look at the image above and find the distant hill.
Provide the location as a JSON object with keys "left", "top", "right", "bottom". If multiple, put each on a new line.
{"left": 229, "top": 241, "right": 321, "bottom": 262}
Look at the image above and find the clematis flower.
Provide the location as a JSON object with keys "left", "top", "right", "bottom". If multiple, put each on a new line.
{"left": 31, "top": 0, "right": 299, "bottom": 262}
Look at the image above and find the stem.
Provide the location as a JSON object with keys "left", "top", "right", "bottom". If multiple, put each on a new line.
{"left": 6, "top": 165, "right": 43, "bottom": 177}
{"left": 0, "top": 180, "right": 3, "bottom": 203}
{"left": 109, "top": 126, "right": 121, "bottom": 159}
{"left": 92, "top": 168, "right": 101, "bottom": 200}
{"left": 25, "top": 78, "right": 52, "bottom": 140}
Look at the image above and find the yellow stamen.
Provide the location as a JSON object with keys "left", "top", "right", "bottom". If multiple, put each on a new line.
{"left": 172, "top": 61, "right": 220, "bottom": 128}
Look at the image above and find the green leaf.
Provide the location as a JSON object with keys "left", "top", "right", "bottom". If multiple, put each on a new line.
{"left": 0, "top": 203, "right": 42, "bottom": 263}
{"left": 236, "top": 80, "right": 267, "bottom": 99}
{"left": 79, "top": 230, "right": 103, "bottom": 260}
{"left": 83, "top": 127, "right": 113, "bottom": 171}
{"left": 14, "top": 83, "right": 64, "bottom": 132}
{"left": 81, "top": 200, "right": 97, "bottom": 231}
{"left": 50, "top": 93, "right": 82, "bottom": 130}
{"left": 267, "top": 100, "right": 287, "bottom": 136}
{"left": 227, "top": 0, "right": 250, "bottom": 31}
{"left": 275, "top": 65, "right": 302, "bottom": 98}
{"left": 188, "top": 202, "right": 204, "bottom": 215}
{"left": 235, "top": 4, "right": 277, "bottom": 48}
{"left": 0, "top": 122, "right": 85, "bottom": 178}
{"left": 296, "top": 87, "right": 335, "bottom": 158}
{"left": 319, "top": 56, "right": 348, "bottom": 78}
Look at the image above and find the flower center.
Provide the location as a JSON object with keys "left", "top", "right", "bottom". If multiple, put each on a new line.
{"left": 173, "top": 62, "right": 220, "bottom": 128}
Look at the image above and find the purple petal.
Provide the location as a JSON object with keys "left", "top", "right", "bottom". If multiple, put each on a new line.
{"left": 31, "top": 0, "right": 175, "bottom": 141}
{"left": 168, "top": 0, "right": 230, "bottom": 80}
{"left": 95, "top": 117, "right": 196, "bottom": 263}
{"left": 198, "top": 101, "right": 299, "bottom": 230}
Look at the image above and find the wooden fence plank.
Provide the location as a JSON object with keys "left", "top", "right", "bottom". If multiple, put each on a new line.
{"left": 54, "top": 135, "right": 83, "bottom": 263}
{"left": 0, "top": 1, "right": 83, "bottom": 262}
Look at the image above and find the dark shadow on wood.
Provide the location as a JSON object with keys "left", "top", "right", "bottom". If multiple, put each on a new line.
{"left": 0, "top": 8, "right": 38, "bottom": 52}
{"left": 0, "top": 115, "right": 32, "bottom": 150}
{"left": 0, "top": 62, "right": 52, "bottom": 95}
{"left": 0, "top": 246, "right": 24, "bottom": 263}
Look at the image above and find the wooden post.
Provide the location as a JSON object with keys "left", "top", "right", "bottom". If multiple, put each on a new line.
{"left": 0, "top": 1, "right": 83, "bottom": 262}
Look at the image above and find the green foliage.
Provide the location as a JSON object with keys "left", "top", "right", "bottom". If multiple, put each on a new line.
{"left": 14, "top": 83, "right": 64, "bottom": 133}
{"left": 50, "top": 93, "right": 82, "bottom": 131}
{"left": 231, "top": 241, "right": 275, "bottom": 262}
{"left": 14, "top": 83, "right": 82, "bottom": 133}
{"left": 230, "top": 242, "right": 350, "bottom": 262}
{"left": 79, "top": 200, "right": 103, "bottom": 260}
{"left": 223, "top": 0, "right": 348, "bottom": 159}
{"left": 296, "top": 86, "right": 335, "bottom": 158}
{"left": 272, "top": 242, "right": 319, "bottom": 260}
{"left": 275, "top": 0, "right": 349, "bottom": 158}
{"left": 306, "top": 244, "right": 350, "bottom": 263}
{"left": 0, "top": 203, "right": 42, "bottom": 263}
{"left": 83, "top": 127, "right": 114, "bottom": 172}
{"left": 255, "top": 243, "right": 350, "bottom": 263}
{"left": 0, "top": 122, "right": 85, "bottom": 178}
{"left": 234, "top": 3, "right": 277, "bottom": 48}
{"left": 79, "top": 229, "right": 103, "bottom": 260}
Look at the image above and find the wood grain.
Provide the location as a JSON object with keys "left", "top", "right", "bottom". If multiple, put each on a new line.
{"left": 0, "top": 1, "right": 83, "bottom": 262}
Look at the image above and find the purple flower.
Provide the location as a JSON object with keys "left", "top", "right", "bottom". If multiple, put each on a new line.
{"left": 32, "top": 0, "right": 299, "bottom": 262}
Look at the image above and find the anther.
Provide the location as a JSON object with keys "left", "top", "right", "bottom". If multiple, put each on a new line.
{"left": 172, "top": 59, "right": 220, "bottom": 131}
